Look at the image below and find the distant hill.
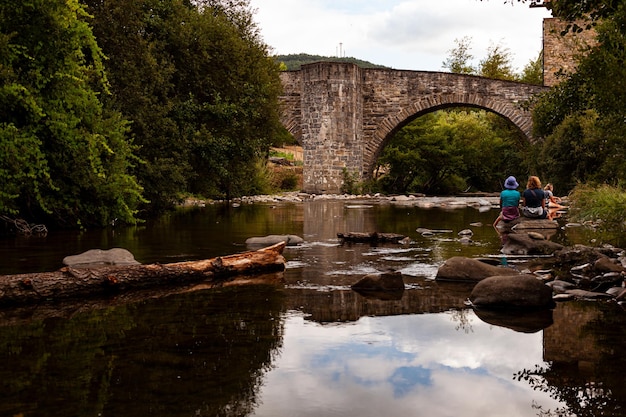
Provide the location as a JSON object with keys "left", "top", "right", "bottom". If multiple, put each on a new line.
{"left": 274, "top": 53, "right": 389, "bottom": 71}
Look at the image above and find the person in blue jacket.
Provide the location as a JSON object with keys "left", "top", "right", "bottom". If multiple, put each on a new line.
{"left": 493, "top": 176, "right": 521, "bottom": 228}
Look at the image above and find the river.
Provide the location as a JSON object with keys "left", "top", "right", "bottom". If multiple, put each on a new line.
{"left": 0, "top": 197, "right": 624, "bottom": 417}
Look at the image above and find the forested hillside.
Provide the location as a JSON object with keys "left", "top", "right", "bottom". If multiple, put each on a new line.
{"left": 275, "top": 53, "right": 389, "bottom": 71}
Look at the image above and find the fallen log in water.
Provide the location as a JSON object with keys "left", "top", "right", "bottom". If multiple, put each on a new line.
{"left": 337, "top": 232, "right": 409, "bottom": 244}
{"left": 0, "top": 242, "right": 287, "bottom": 306}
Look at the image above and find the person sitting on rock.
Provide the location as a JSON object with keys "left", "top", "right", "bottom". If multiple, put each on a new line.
{"left": 543, "top": 183, "right": 563, "bottom": 208}
{"left": 493, "top": 176, "right": 521, "bottom": 228}
{"left": 522, "top": 176, "right": 547, "bottom": 219}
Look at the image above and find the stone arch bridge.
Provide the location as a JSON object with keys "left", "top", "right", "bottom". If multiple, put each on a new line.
{"left": 279, "top": 62, "right": 548, "bottom": 194}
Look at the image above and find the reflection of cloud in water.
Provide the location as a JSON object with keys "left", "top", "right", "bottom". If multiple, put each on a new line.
{"left": 325, "top": 263, "right": 379, "bottom": 276}
{"left": 250, "top": 312, "right": 564, "bottom": 417}
{"left": 398, "top": 262, "right": 439, "bottom": 278}
{"left": 285, "top": 260, "right": 307, "bottom": 269}
{"left": 286, "top": 283, "right": 352, "bottom": 291}
{"left": 380, "top": 256, "right": 415, "bottom": 261}
{"left": 362, "top": 247, "right": 417, "bottom": 256}
{"left": 389, "top": 366, "right": 432, "bottom": 396}
{"left": 310, "top": 241, "right": 342, "bottom": 247}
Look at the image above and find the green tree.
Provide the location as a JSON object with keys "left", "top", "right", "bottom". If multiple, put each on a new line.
{"left": 479, "top": 43, "right": 516, "bottom": 80}
{"left": 85, "top": 0, "right": 283, "bottom": 206}
{"left": 0, "top": 0, "right": 143, "bottom": 228}
{"left": 83, "top": 0, "right": 185, "bottom": 213}
{"left": 442, "top": 36, "right": 476, "bottom": 74}
{"left": 531, "top": 1, "right": 626, "bottom": 191}
{"left": 166, "top": 2, "right": 283, "bottom": 199}
{"left": 376, "top": 110, "right": 526, "bottom": 195}
{"left": 519, "top": 51, "right": 544, "bottom": 85}
{"left": 504, "top": 0, "right": 616, "bottom": 26}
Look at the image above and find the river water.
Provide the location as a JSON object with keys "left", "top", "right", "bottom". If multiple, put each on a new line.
{"left": 0, "top": 198, "right": 624, "bottom": 417}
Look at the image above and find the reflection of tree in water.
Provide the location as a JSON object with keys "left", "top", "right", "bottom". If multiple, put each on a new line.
{"left": 449, "top": 308, "right": 474, "bottom": 334}
{"left": 513, "top": 302, "right": 626, "bottom": 417}
{"left": 0, "top": 284, "right": 286, "bottom": 417}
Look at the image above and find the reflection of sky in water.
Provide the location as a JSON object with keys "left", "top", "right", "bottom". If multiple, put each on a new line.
{"left": 251, "top": 311, "right": 564, "bottom": 417}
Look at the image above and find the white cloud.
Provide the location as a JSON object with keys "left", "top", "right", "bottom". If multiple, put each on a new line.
{"left": 250, "top": 0, "right": 551, "bottom": 72}
{"left": 249, "top": 311, "right": 564, "bottom": 417}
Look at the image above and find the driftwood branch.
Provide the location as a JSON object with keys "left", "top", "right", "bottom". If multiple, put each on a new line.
{"left": 0, "top": 242, "right": 286, "bottom": 306}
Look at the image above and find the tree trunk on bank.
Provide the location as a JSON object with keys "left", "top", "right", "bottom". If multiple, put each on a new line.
{"left": 0, "top": 242, "right": 286, "bottom": 306}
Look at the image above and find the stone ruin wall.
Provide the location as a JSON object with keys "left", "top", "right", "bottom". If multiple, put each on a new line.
{"left": 543, "top": 17, "right": 597, "bottom": 87}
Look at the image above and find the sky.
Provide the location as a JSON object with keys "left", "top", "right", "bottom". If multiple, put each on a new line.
{"left": 248, "top": 0, "right": 553, "bottom": 73}
{"left": 250, "top": 312, "right": 565, "bottom": 416}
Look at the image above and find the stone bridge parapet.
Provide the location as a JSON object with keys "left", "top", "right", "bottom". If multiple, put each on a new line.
{"left": 279, "top": 62, "right": 547, "bottom": 194}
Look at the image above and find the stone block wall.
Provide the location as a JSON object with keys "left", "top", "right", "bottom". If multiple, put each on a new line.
{"left": 299, "top": 62, "right": 364, "bottom": 194}
{"left": 278, "top": 71, "right": 302, "bottom": 143}
{"left": 543, "top": 18, "right": 597, "bottom": 87}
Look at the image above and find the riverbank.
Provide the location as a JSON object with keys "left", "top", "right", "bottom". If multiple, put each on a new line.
{"left": 184, "top": 191, "right": 504, "bottom": 209}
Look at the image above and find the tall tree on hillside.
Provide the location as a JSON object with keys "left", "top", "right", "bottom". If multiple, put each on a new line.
{"left": 0, "top": 0, "right": 143, "bottom": 228}
{"left": 84, "top": 0, "right": 283, "bottom": 206}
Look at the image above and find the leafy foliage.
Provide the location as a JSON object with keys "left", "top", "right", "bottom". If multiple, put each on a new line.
{"left": 275, "top": 53, "right": 389, "bottom": 71}
{"left": 84, "top": 0, "right": 284, "bottom": 206}
{"left": 0, "top": 0, "right": 144, "bottom": 228}
{"left": 375, "top": 110, "right": 526, "bottom": 195}
{"left": 532, "top": 1, "right": 626, "bottom": 193}
{"left": 0, "top": 0, "right": 283, "bottom": 228}
{"left": 519, "top": 52, "right": 544, "bottom": 85}
{"left": 442, "top": 36, "right": 476, "bottom": 74}
{"left": 442, "top": 36, "right": 543, "bottom": 84}
{"left": 479, "top": 43, "right": 517, "bottom": 80}
{"left": 569, "top": 183, "right": 626, "bottom": 230}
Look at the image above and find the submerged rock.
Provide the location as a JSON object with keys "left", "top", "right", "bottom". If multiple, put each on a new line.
{"left": 351, "top": 270, "right": 405, "bottom": 294}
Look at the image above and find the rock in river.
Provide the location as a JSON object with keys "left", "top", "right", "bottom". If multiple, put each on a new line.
{"left": 469, "top": 274, "right": 555, "bottom": 309}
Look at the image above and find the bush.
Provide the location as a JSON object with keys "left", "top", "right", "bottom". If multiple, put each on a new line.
{"left": 569, "top": 183, "right": 626, "bottom": 230}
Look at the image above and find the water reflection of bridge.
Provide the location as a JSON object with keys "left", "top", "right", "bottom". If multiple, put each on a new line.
{"left": 285, "top": 282, "right": 626, "bottom": 414}
{"left": 284, "top": 282, "right": 472, "bottom": 323}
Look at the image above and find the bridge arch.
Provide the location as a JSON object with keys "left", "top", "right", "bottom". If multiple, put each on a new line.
{"left": 364, "top": 93, "right": 535, "bottom": 177}
{"left": 279, "top": 62, "right": 548, "bottom": 194}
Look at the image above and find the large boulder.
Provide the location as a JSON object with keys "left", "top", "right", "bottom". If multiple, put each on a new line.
{"left": 351, "top": 270, "right": 405, "bottom": 293}
{"left": 245, "top": 234, "right": 304, "bottom": 248}
{"left": 63, "top": 248, "right": 140, "bottom": 268}
{"left": 501, "top": 232, "right": 564, "bottom": 255}
{"left": 435, "top": 256, "right": 519, "bottom": 282}
{"left": 469, "top": 274, "right": 555, "bottom": 309}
